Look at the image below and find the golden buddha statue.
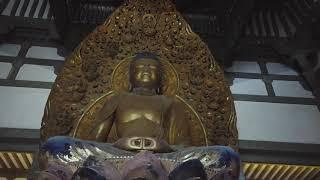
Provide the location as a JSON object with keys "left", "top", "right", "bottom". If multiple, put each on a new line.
{"left": 40, "top": 0, "right": 238, "bottom": 149}
{"left": 35, "top": 0, "right": 242, "bottom": 178}
{"left": 88, "top": 52, "right": 190, "bottom": 152}
{"left": 40, "top": 0, "right": 238, "bottom": 147}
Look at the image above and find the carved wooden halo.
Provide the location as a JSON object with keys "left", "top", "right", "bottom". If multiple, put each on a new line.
{"left": 111, "top": 56, "right": 179, "bottom": 96}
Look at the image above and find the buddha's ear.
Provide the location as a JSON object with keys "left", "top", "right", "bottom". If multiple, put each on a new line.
{"left": 156, "top": 87, "right": 161, "bottom": 94}
{"left": 128, "top": 82, "right": 133, "bottom": 92}
{"left": 168, "top": 159, "right": 208, "bottom": 180}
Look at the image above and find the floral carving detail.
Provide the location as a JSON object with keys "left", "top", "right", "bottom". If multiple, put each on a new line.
{"left": 82, "top": 61, "right": 99, "bottom": 81}
{"left": 189, "top": 66, "right": 205, "bottom": 86}
{"left": 63, "top": 78, "right": 88, "bottom": 102}
{"left": 142, "top": 14, "right": 157, "bottom": 36}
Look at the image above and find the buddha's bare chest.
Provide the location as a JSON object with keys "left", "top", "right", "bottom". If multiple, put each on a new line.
{"left": 115, "top": 95, "right": 168, "bottom": 124}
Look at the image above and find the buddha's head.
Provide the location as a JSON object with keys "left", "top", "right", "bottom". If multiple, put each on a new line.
{"left": 129, "top": 52, "right": 162, "bottom": 93}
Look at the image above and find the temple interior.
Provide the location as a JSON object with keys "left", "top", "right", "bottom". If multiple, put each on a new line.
{"left": 0, "top": 0, "right": 320, "bottom": 179}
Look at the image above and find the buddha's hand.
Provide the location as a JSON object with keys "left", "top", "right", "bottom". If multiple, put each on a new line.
{"left": 113, "top": 137, "right": 174, "bottom": 153}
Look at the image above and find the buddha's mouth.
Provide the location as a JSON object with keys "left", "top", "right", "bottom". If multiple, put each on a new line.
{"left": 141, "top": 73, "right": 151, "bottom": 81}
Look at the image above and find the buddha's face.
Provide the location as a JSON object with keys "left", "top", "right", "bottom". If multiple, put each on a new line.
{"left": 130, "top": 58, "right": 161, "bottom": 89}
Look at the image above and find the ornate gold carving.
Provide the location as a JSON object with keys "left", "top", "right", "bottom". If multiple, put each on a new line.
{"left": 40, "top": 0, "right": 238, "bottom": 149}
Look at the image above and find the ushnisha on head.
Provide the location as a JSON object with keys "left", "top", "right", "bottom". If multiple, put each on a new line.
{"left": 129, "top": 52, "right": 163, "bottom": 94}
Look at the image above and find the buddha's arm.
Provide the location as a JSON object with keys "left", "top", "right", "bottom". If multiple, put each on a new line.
{"left": 89, "top": 95, "right": 119, "bottom": 141}
{"left": 168, "top": 100, "right": 192, "bottom": 146}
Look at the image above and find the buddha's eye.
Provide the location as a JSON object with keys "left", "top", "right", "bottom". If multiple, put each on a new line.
{"left": 149, "top": 65, "right": 157, "bottom": 69}
{"left": 136, "top": 65, "right": 145, "bottom": 68}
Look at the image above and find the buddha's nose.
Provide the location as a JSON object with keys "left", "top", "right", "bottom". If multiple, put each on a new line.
{"left": 142, "top": 68, "right": 150, "bottom": 74}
